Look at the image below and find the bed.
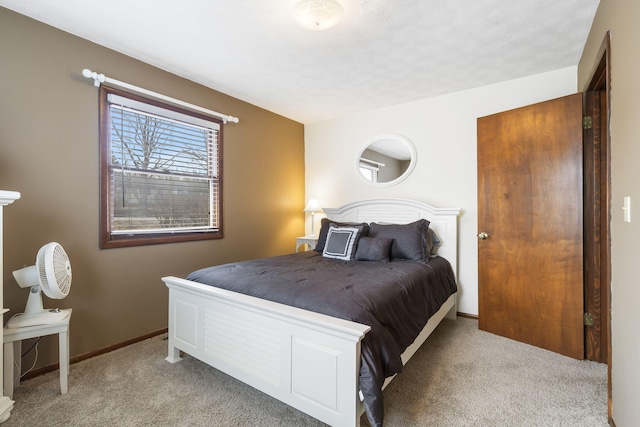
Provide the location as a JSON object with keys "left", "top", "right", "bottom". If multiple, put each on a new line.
{"left": 162, "top": 198, "right": 461, "bottom": 427}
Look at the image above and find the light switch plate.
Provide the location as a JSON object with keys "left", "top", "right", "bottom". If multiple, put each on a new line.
{"left": 623, "top": 196, "right": 631, "bottom": 223}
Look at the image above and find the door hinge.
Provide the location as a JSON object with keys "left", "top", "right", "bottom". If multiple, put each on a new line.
{"left": 584, "top": 312, "right": 594, "bottom": 326}
{"left": 583, "top": 116, "right": 593, "bottom": 129}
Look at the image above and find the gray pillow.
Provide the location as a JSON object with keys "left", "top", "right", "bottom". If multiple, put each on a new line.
{"left": 314, "top": 218, "right": 369, "bottom": 253}
{"left": 355, "top": 237, "right": 393, "bottom": 262}
{"left": 368, "top": 219, "right": 430, "bottom": 261}
{"left": 425, "top": 228, "right": 441, "bottom": 257}
{"left": 322, "top": 226, "right": 362, "bottom": 261}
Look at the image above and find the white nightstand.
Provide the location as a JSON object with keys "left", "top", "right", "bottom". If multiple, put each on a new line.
{"left": 3, "top": 309, "right": 72, "bottom": 399}
{"left": 296, "top": 236, "right": 318, "bottom": 252}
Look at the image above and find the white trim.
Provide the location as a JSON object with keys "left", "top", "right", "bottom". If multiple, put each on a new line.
{"left": 0, "top": 190, "right": 18, "bottom": 422}
{"left": 0, "top": 191, "right": 20, "bottom": 206}
{"left": 82, "top": 69, "right": 239, "bottom": 124}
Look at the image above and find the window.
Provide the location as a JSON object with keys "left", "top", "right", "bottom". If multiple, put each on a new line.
{"left": 99, "top": 86, "right": 223, "bottom": 248}
{"left": 359, "top": 161, "right": 379, "bottom": 182}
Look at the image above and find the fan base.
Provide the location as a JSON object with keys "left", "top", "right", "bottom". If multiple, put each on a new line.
{"left": 6, "top": 309, "right": 71, "bottom": 329}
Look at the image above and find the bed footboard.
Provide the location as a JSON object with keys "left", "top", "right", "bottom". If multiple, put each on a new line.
{"left": 163, "top": 276, "right": 370, "bottom": 427}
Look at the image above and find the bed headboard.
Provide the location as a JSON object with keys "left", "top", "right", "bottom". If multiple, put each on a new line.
{"left": 323, "top": 198, "right": 461, "bottom": 277}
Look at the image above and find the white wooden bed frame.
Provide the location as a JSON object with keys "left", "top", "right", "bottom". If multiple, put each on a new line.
{"left": 162, "top": 199, "right": 461, "bottom": 427}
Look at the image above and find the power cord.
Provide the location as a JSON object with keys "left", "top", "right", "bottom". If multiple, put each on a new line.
{"left": 13, "top": 337, "right": 41, "bottom": 383}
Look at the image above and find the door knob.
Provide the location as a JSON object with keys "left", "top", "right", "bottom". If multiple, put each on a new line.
{"left": 477, "top": 232, "right": 489, "bottom": 240}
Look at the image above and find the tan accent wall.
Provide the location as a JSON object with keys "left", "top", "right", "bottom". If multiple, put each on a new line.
{"left": 0, "top": 7, "right": 304, "bottom": 369}
{"left": 577, "top": 0, "right": 640, "bottom": 425}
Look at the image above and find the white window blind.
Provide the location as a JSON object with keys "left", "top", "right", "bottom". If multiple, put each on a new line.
{"left": 107, "top": 93, "right": 220, "bottom": 235}
{"left": 359, "top": 161, "right": 379, "bottom": 182}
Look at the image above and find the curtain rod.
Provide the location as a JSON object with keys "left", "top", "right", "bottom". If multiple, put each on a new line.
{"left": 81, "top": 68, "right": 239, "bottom": 124}
{"left": 360, "top": 157, "right": 385, "bottom": 167}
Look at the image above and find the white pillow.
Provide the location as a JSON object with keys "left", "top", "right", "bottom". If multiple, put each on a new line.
{"left": 322, "top": 226, "right": 361, "bottom": 261}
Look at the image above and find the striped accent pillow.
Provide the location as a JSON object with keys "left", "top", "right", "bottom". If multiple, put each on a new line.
{"left": 322, "top": 226, "right": 361, "bottom": 261}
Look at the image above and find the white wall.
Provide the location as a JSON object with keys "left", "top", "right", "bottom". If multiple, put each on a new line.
{"left": 305, "top": 67, "right": 577, "bottom": 315}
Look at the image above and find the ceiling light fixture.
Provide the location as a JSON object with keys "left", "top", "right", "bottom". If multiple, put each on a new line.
{"left": 293, "top": 0, "right": 344, "bottom": 31}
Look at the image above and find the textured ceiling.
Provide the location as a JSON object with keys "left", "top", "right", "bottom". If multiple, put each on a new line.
{"left": 0, "top": 0, "right": 599, "bottom": 124}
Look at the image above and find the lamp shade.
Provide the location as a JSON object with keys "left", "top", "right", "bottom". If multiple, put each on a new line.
{"left": 303, "top": 199, "right": 322, "bottom": 213}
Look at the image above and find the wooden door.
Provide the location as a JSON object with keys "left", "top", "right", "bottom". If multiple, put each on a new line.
{"left": 477, "top": 93, "right": 584, "bottom": 359}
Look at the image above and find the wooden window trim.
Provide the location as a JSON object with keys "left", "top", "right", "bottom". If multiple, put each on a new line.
{"left": 98, "top": 86, "right": 223, "bottom": 248}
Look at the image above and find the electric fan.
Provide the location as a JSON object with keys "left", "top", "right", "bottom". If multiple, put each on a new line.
{"left": 7, "top": 242, "right": 72, "bottom": 328}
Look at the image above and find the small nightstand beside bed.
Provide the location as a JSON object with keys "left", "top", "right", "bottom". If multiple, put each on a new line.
{"left": 162, "top": 199, "right": 461, "bottom": 427}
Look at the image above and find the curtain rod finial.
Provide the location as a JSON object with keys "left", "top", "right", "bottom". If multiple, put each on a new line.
{"left": 82, "top": 68, "right": 105, "bottom": 87}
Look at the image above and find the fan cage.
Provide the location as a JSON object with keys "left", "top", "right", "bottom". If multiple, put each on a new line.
{"left": 37, "top": 242, "right": 71, "bottom": 299}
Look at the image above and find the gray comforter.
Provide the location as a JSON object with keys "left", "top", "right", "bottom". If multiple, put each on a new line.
{"left": 186, "top": 251, "right": 457, "bottom": 426}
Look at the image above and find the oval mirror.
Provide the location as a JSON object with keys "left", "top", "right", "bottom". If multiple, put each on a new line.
{"left": 357, "top": 134, "right": 416, "bottom": 187}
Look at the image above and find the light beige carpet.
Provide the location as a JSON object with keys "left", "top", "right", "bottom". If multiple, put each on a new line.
{"left": 3, "top": 317, "right": 607, "bottom": 426}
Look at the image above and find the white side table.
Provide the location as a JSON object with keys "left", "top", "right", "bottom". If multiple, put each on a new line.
{"left": 296, "top": 236, "right": 318, "bottom": 252}
{"left": 3, "top": 309, "right": 71, "bottom": 399}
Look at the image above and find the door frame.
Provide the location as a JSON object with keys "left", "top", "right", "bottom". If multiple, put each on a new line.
{"left": 582, "top": 30, "right": 611, "bottom": 418}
